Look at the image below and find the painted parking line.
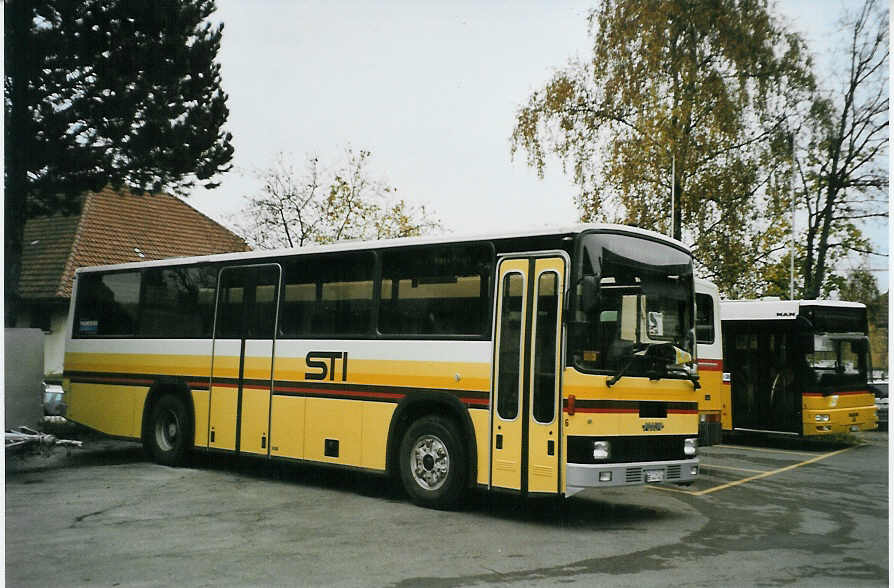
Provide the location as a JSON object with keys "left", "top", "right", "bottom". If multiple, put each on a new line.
{"left": 700, "top": 463, "right": 768, "bottom": 475}
{"left": 712, "top": 444, "right": 821, "bottom": 457}
{"left": 651, "top": 445, "right": 857, "bottom": 496}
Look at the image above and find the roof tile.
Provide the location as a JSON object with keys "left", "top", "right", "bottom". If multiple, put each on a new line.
{"left": 20, "top": 186, "right": 250, "bottom": 300}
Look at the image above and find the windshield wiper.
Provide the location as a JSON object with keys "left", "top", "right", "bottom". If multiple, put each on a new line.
{"left": 606, "top": 343, "right": 701, "bottom": 389}
{"left": 606, "top": 344, "right": 650, "bottom": 387}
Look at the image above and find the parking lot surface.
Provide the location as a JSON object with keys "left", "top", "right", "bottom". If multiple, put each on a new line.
{"left": 6, "top": 426, "right": 888, "bottom": 587}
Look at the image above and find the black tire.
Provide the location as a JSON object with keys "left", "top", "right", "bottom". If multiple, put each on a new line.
{"left": 399, "top": 416, "right": 467, "bottom": 509}
{"left": 144, "top": 394, "right": 192, "bottom": 466}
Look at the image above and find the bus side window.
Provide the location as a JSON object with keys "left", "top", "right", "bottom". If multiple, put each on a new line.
{"left": 75, "top": 271, "right": 141, "bottom": 337}
{"left": 280, "top": 253, "right": 374, "bottom": 338}
{"left": 695, "top": 293, "right": 714, "bottom": 344}
{"left": 140, "top": 265, "right": 218, "bottom": 338}
{"left": 379, "top": 244, "right": 491, "bottom": 337}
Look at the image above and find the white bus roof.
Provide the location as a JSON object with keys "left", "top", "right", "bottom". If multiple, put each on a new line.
{"left": 73, "top": 223, "right": 690, "bottom": 274}
{"left": 695, "top": 278, "right": 718, "bottom": 295}
{"left": 720, "top": 299, "right": 865, "bottom": 321}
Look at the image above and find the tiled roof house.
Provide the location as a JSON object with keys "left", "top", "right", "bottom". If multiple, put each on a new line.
{"left": 17, "top": 186, "right": 250, "bottom": 375}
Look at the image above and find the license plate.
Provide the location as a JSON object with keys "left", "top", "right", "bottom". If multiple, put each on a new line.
{"left": 645, "top": 470, "right": 664, "bottom": 483}
{"left": 850, "top": 425, "right": 860, "bottom": 432}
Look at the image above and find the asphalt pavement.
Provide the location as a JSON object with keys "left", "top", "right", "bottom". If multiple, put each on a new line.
{"left": 5, "top": 424, "right": 888, "bottom": 587}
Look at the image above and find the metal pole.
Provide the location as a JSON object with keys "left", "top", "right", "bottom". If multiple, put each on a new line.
{"left": 671, "top": 154, "right": 675, "bottom": 238}
{"left": 790, "top": 135, "right": 796, "bottom": 300}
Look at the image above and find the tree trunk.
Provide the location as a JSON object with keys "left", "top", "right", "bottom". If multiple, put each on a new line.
{"left": 806, "top": 180, "right": 839, "bottom": 300}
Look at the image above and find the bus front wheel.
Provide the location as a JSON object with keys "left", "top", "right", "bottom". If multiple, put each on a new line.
{"left": 399, "top": 416, "right": 466, "bottom": 509}
{"left": 144, "top": 394, "right": 192, "bottom": 467}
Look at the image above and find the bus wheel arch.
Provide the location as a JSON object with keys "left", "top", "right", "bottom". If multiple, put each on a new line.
{"left": 387, "top": 394, "right": 478, "bottom": 497}
{"left": 141, "top": 379, "right": 195, "bottom": 467}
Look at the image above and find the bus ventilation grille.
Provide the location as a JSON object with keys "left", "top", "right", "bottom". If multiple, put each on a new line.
{"left": 625, "top": 468, "right": 642, "bottom": 483}
{"left": 666, "top": 465, "right": 681, "bottom": 479}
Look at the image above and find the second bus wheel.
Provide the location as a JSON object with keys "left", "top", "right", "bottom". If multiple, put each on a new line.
{"left": 144, "top": 394, "right": 192, "bottom": 467}
{"left": 399, "top": 416, "right": 467, "bottom": 509}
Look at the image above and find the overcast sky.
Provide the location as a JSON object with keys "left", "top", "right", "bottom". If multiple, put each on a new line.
{"left": 189, "top": 0, "right": 888, "bottom": 291}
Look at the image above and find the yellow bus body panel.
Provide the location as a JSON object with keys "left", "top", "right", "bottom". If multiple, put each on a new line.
{"left": 270, "top": 395, "right": 306, "bottom": 459}
{"left": 68, "top": 382, "right": 147, "bottom": 439}
{"left": 361, "top": 402, "right": 395, "bottom": 470}
{"left": 563, "top": 369, "right": 700, "bottom": 438}
{"left": 469, "top": 408, "right": 490, "bottom": 485}
{"left": 192, "top": 388, "right": 210, "bottom": 447}
{"left": 65, "top": 352, "right": 211, "bottom": 379}
{"left": 304, "top": 398, "right": 362, "bottom": 466}
{"left": 240, "top": 387, "right": 271, "bottom": 455}
{"left": 209, "top": 385, "right": 238, "bottom": 451}
{"left": 697, "top": 369, "right": 731, "bottom": 429}
{"left": 271, "top": 357, "right": 490, "bottom": 393}
{"left": 211, "top": 354, "right": 240, "bottom": 380}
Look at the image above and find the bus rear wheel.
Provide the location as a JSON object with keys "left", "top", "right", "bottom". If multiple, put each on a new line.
{"left": 399, "top": 416, "right": 466, "bottom": 509}
{"left": 144, "top": 394, "right": 192, "bottom": 467}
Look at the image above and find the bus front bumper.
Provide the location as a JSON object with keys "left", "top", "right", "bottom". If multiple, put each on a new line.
{"left": 803, "top": 406, "right": 877, "bottom": 435}
{"left": 566, "top": 458, "right": 699, "bottom": 494}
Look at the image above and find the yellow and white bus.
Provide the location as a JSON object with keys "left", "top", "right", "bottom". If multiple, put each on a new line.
{"left": 63, "top": 224, "right": 701, "bottom": 508}
{"left": 718, "top": 298, "right": 877, "bottom": 436}
{"left": 694, "top": 279, "right": 727, "bottom": 445}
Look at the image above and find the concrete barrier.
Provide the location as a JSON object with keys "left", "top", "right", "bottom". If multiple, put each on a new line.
{"left": 5, "top": 328, "right": 45, "bottom": 428}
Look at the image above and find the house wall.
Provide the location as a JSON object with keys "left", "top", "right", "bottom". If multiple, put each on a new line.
{"left": 45, "top": 311, "right": 69, "bottom": 376}
{"left": 15, "top": 304, "right": 70, "bottom": 377}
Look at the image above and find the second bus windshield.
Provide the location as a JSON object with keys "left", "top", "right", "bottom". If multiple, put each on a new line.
{"left": 571, "top": 233, "right": 694, "bottom": 374}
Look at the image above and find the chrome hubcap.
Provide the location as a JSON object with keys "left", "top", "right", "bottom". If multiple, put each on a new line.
{"left": 155, "top": 409, "right": 180, "bottom": 452}
{"left": 410, "top": 434, "right": 450, "bottom": 491}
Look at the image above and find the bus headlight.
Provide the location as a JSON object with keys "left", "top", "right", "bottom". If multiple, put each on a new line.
{"left": 592, "top": 440, "right": 610, "bottom": 460}
{"left": 684, "top": 438, "right": 698, "bottom": 456}
{"left": 814, "top": 414, "right": 830, "bottom": 422}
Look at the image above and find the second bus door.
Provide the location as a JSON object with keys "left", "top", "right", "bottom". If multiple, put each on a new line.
{"left": 491, "top": 255, "right": 565, "bottom": 494}
{"left": 209, "top": 264, "right": 281, "bottom": 455}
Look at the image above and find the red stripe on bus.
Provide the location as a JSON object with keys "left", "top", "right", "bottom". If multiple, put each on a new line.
{"left": 276, "top": 385, "right": 405, "bottom": 400}
{"left": 697, "top": 361, "right": 724, "bottom": 371}
{"left": 563, "top": 408, "right": 639, "bottom": 414}
{"left": 275, "top": 385, "right": 489, "bottom": 407}
{"left": 74, "top": 375, "right": 155, "bottom": 386}
{"left": 562, "top": 408, "right": 698, "bottom": 414}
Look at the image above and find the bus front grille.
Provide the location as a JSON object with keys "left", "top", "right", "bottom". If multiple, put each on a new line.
{"left": 568, "top": 435, "right": 688, "bottom": 464}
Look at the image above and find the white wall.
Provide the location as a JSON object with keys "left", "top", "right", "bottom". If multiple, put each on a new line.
{"left": 14, "top": 306, "right": 69, "bottom": 376}
{"left": 44, "top": 311, "right": 68, "bottom": 376}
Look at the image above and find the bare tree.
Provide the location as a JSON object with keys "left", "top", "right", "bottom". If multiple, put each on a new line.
{"left": 234, "top": 148, "right": 441, "bottom": 249}
{"left": 796, "top": 0, "right": 888, "bottom": 298}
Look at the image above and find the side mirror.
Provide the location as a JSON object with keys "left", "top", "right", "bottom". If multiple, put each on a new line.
{"left": 798, "top": 332, "right": 815, "bottom": 353}
{"left": 580, "top": 275, "right": 598, "bottom": 313}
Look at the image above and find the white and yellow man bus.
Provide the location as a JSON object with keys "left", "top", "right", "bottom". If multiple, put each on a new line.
{"left": 694, "top": 279, "right": 727, "bottom": 445}
{"left": 63, "top": 224, "right": 701, "bottom": 508}
{"left": 718, "top": 298, "right": 877, "bottom": 436}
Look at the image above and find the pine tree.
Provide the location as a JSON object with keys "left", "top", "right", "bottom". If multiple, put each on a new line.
{"left": 5, "top": 0, "right": 234, "bottom": 324}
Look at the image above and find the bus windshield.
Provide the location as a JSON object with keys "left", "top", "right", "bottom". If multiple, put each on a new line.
{"left": 570, "top": 233, "right": 694, "bottom": 376}
{"left": 806, "top": 335, "right": 868, "bottom": 389}
{"left": 799, "top": 305, "right": 869, "bottom": 391}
